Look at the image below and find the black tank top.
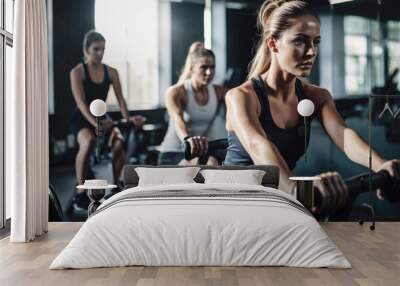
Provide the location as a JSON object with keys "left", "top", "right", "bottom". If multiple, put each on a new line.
{"left": 70, "top": 63, "right": 112, "bottom": 134}
{"left": 81, "top": 63, "right": 111, "bottom": 104}
{"left": 223, "top": 76, "right": 313, "bottom": 170}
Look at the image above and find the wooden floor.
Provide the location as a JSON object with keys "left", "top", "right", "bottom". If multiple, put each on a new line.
{"left": 1, "top": 222, "right": 399, "bottom": 286}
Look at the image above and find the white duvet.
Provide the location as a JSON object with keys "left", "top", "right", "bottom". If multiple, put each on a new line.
{"left": 50, "top": 183, "right": 351, "bottom": 269}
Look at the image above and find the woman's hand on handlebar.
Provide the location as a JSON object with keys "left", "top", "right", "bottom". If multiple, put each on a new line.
{"left": 376, "top": 159, "right": 400, "bottom": 199}
{"left": 187, "top": 136, "right": 208, "bottom": 158}
{"left": 312, "top": 172, "right": 349, "bottom": 215}
{"left": 129, "top": 115, "right": 146, "bottom": 129}
{"left": 377, "top": 160, "right": 400, "bottom": 178}
{"left": 99, "top": 118, "right": 114, "bottom": 133}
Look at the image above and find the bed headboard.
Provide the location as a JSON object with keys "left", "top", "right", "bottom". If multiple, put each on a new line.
{"left": 122, "top": 165, "right": 280, "bottom": 189}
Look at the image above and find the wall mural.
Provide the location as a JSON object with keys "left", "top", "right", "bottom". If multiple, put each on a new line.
{"left": 48, "top": 0, "right": 400, "bottom": 222}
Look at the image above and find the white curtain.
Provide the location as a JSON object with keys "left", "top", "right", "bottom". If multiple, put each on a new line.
{"left": 7, "top": 0, "right": 49, "bottom": 242}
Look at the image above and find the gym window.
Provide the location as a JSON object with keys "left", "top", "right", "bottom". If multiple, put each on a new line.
{"left": 94, "top": 0, "right": 160, "bottom": 110}
{"left": 344, "top": 16, "right": 384, "bottom": 95}
{"left": 387, "top": 21, "right": 400, "bottom": 91}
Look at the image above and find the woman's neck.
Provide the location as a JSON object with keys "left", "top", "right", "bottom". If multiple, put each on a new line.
{"left": 190, "top": 78, "right": 207, "bottom": 93}
{"left": 86, "top": 60, "right": 102, "bottom": 69}
{"left": 263, "top": 61, "right": 296, "bottom": 102}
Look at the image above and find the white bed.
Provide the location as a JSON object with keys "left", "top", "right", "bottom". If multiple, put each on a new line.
{"left": 50, "top": 182, "right": 350, "bottom": 269}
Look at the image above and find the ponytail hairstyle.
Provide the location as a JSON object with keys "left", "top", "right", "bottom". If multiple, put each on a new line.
{"left": 247, "top": 0, "right": 319, "bottom": 79}
{"left": 177, "top": 42, "right": 215, "bottom": 84}
{"left": 82, "top": 30, "right": 106, "bottom": 60}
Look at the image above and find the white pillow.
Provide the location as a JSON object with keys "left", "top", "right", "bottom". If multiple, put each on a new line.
{"left": 200, "top": 169, "right": 266, "bottom": 185}
{"left": 135, "top": 167, "right": 201, "bottom": 186}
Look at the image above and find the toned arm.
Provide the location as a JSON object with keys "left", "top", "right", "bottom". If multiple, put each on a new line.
{"left": 165, "top": 86, "right": 190, "bottom": 141}
{"left": 109, "top": 67, "right": 130, "bottom": 120}
{"left": 315, "top": 88, "right": 385, "bottom": 172}
{"left": 70, "top": 65, "right": 97, "bottom": 127}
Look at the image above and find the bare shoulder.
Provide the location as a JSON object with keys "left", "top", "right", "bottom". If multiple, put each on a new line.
{"left": 225, "top": 81, "right": 261, "bottom": 131}
{"left": 301, "top": 81, "right": 332, "bottom": 106}
{"left": 106, "top": 65, "right": 119, "bottom": 80}
{"left": 70, "top": 63, "right": 84, "bottom": 79}
{"left": 167, "top": 83, "right": 186, "bottom": 96}
{"left": 226, "top": 80, "right": 257, "bottom": 105}
{"left": 165, "top": 83, "right": 187, "bottom": 105}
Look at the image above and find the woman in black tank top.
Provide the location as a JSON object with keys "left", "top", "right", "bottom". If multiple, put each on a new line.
{"left": 224, "top": 0, "right": 399, "bottom": 215}
{"left": 70, "top": 31, "right": 146, "bottom": 210}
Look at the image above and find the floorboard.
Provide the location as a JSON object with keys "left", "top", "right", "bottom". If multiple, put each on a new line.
{"left": 1, "top": 222, "right": 399, "bottom": 285}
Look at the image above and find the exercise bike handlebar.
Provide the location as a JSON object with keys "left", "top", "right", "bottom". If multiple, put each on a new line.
{"left": 346, "top": 171, "right": 390, "bottom": 193}
{"left": 345, "top": 170, "right": 399, "bottom": 204}
{"left": 184, "top": 138, "right": 228, "bottom": 163}
{"left": 184, "top": 139, "right": 400, "bottom": 208}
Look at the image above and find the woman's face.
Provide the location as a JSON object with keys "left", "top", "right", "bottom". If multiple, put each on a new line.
{"left": 273, "top": 14, "right": 320, "bottom": 77}
{"left": 191, "top": 56, "right": 215, "bottom": 86}
{"left": 86, "top": 41, "right": 105, "bottom": 63}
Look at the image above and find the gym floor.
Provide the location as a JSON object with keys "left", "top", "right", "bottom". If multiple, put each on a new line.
{"left": 50, "top": 161, "right": 114, "bottom": 222}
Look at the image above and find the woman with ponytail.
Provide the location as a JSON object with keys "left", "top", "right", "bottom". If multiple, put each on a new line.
{"left": 224, "top": 0, "right": 399, "bottom": 215}
{"left": 69, "top": 30, "right": 146, "bottom": 210}
{"left": 159, "top": 42, "right": 227, "bottom": 165}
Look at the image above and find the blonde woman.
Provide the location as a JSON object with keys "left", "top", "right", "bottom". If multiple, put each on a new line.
{"left": 159, "top": 42, "right": 226, "bottom": 165}
{"left": 224, "top": 0, "right": 399, "bottom": 214}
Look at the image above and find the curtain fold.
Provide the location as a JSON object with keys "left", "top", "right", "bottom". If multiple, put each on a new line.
{"left": 7, "top": 0, "right": 49, "bottom": 242}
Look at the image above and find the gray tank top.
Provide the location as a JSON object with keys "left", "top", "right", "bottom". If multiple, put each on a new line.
{"left": 160, "top": 80, "right": 218, "bottom": 152}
